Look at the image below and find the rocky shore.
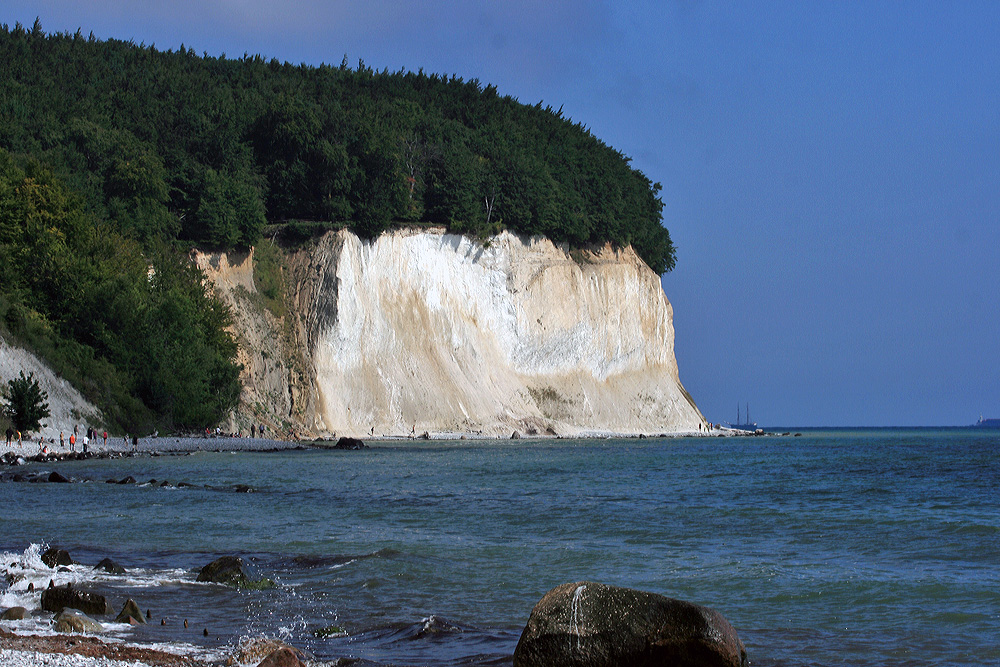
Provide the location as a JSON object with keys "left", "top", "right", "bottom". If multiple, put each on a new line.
{"left": 2, "top": 427, "right": 780, "bottom": 465}
{"left": 1, "top": 548, "right": 337, "bottom": 667}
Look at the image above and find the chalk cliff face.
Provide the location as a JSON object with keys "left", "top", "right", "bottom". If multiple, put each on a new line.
{"left": 195, "top": 229, "right": 704, "bottom": 437}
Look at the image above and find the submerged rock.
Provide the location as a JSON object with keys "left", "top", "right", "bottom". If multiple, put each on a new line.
{"left": 41, "top": 585, "right": 113, "bottom": 616}
{"left": 312, "top": 625, "right": 346, "bottom": 638}
{"left": 55, "top": 609, "right": 104, "bottom": 634}
{"left": 95, "top": 557, "right": 126, "bottom": 574}
{"left": 48, "top": 471, "right": 72, "bottom": 483}
{"left": 514, "top": 581, "right": 746, "bottom": 667}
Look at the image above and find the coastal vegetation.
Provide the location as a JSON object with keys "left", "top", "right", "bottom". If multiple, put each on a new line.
{"left": 0, "top": 21, "right": 675, "bottom": 272}
{"left": 2, "top": 371, "right": 50, "bottom": 433}
{"left": 0, "top": 20, "right": 677, "bottom": 433}
{"left": 0, "top": 150, "right": 240, "bottom": 433}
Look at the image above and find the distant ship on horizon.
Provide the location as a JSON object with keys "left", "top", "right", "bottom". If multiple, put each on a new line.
{"left": 727, "top": 403, "right": 757, "bottom": 431}
{"left": 974, "top": 415, "right": 1000, "bottom": 428}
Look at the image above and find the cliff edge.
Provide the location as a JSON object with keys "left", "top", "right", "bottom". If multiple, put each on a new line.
{"left": 195, "top": 229, "right": 704, "bottom": 438}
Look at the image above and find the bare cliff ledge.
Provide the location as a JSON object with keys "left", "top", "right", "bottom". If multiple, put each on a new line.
{"left": 194, "top": 228, "right": 705, "bottom": 438}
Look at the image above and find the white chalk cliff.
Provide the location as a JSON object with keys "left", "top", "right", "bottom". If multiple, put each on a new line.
{"left": 196, "top": 228, "right": 704, "bottom": 437}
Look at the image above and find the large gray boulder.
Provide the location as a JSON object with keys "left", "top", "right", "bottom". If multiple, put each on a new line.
{"left": 55, "top": 609, "right": 104, "bottom": 634}
{"left": 1, "top": 606, "right": 29, "bottom": 620}
{"left": 40, "top": 585, "right": 113, "bottom": 616}
{"left": 513, "top": 582, "right": 746, "bottom": 667}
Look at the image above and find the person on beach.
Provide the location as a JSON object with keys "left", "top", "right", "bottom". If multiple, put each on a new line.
{"left": 251, "top": 424, "right": 256, "bottom": 438}
{"left": 69, "top": 433, "right": 76, "bottom": 452}
{"left": 82, "top": 434, "right": 89, "bottom": 453}
{"left": 5, "top": 427, "right": 12, "bottom": 446}
{"left": 102, "top": 430, "right": 108, "bottom": 446}
{"left": 132, "top": 435, "right": 139, "bottom": 452}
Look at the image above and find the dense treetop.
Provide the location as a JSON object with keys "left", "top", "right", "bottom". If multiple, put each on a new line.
{"left": 0, "top": 149, "right": 240, "bottom": 433}
{"left": 0, "top": 21, "right": 675, "bottom": 273}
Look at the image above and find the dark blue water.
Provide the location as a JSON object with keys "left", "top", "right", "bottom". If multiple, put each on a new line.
{"left": 2, "top": 429, "right": 998, "bottom": 666}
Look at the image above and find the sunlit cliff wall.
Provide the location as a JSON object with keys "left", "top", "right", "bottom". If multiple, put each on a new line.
{"left": 195, "top": 228, "right": 704, "bottom": 437}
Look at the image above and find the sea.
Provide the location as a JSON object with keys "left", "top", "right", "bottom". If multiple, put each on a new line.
{"left": 1, "top": 428, "right": 998, "bottom": 666}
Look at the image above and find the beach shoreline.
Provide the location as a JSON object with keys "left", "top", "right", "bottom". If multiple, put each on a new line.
{"left": 1, "top": 428, "right": 767, "bottom": 667}
{"left": 2, "top": 425, "right": 759, "bottom": 460}
{"left": 0, "top": 629, "right": 205, "bottom": 667}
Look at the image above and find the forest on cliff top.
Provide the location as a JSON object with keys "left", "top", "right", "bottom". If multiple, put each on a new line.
{"left": 0, "top": 21, "right": 675, "bottom": 273}
{"left": 0, "top": 20, "right": 675, "bottom": 435}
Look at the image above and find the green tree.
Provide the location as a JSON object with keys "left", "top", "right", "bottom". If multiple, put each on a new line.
{"left": 195, "top": 167, "right": 266, "bottom": 248}
{"left": 2, "top": 370, "right": 51, "bottom": 433}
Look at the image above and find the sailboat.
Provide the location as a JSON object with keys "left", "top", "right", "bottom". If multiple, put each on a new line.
{"left": 727, "top": 403, "right": 757, "bottom": 432}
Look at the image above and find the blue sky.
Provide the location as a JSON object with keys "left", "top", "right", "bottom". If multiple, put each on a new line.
{"left": 6, "top": 2, "right": 999, "bottom": 426}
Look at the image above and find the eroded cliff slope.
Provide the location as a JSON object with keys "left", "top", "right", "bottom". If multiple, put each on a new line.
{"left": 195, "top": 229, "right": 704, "bottom": 437}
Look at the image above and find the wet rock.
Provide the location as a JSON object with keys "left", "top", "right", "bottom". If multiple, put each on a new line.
{"left": 513, "top": 581, "right": 746, "bottom": 667}
{"left": 333, "top": 437, "right": 366, "bottom": 450}
{"left": 312, "top": 625, "right": 346, "bottom": 638}
{"left": 95, "top": 557, "right": 126, "bottom": 574}
{"left": 117, "top": 476, "right": 137, "bottom": 484}
{"left": 236, "top": 638, "right": 308, "bottom": 666}
{"left": 233, "top": 484, "right": 254, "bottom": 493}
{"left": 197, "top": 556, "right": 247, "bottom": 585}
{"left": 41, "top": 585, "right": 113, "bottom": 616}
{"left": 55, "top": 609, "right": 104, "bottom": 634}
{"left": 114, "top": 598, "right": 146, "bottom": 624}
{"left": 196, "top": 555, "right": 274, "bottom": 589}
{"left": 48, "top": 471, "right": 72, "bottom": 483}
{"left": 257, "top": 647, "right": 305, "bottom": 667}
{"left": 511, "top": 430, "right": 521, "bottom": 439}
{"left": 41, "top": 547, "right": 73, "bottom": 568}
{"left": 1, "top": 606, "right": 29, "bottom": 620}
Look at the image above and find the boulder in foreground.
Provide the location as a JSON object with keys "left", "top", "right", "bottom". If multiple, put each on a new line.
{"left": 513, "top": 581, "right": 746, "bottom": 667}
{"left": 1, "top": 606, "right": 29, "bottom": 620}
{"left": 257, "top": 647, "right": 305, "bottom": 667}
{"left": 41, "top": 585, "right": 113, "bottom": 616}
{"left": 55, "top": 609, "right": 104, "bottom": 634}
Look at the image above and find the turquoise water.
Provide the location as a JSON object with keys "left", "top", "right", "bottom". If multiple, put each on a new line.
{"left": 1, "top": 429, "right": 998, "bottom": 665}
